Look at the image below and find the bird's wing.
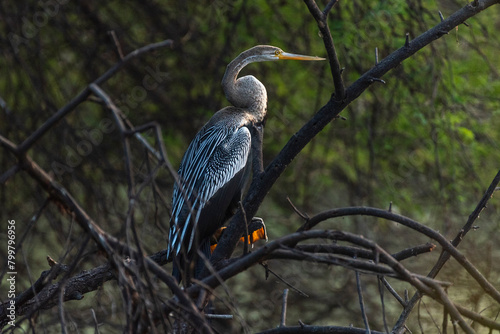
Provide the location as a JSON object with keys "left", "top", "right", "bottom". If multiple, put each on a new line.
{"left": 168, "top": 124, "right": 251, "bottom": 256}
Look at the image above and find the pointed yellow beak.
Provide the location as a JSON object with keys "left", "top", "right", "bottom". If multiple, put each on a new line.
{"left": 277, "top": 51, "right": 325, "bottom": 61}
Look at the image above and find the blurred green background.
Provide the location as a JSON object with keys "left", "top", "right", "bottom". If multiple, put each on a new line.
{"left": 1, "top": 0, "right": 499, "bottom": 332}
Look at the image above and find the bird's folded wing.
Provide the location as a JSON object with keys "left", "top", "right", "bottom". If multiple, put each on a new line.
{"left": 168, "top": 124, "right": 251, "bottom": 255}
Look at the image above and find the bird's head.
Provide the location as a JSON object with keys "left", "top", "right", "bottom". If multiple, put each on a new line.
{"left": 241, "top": 45, "right": 325, "bottom": 63}
{"left": 222, "top": 45, "right": 324, "bottom": 117}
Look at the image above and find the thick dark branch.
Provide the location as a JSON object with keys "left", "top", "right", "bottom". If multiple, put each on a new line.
{"left": 250, "top": 123, "right": 265, "bottom": 177}
{"left": 0, "top": 261, "right": 113, "bottom": 328}
{"left": 200, "top": 230, "right": 372, "bottom": 293}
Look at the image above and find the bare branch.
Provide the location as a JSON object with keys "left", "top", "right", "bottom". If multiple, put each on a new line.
{"left": 108, "top": 30, "right": 125, "bottom": 60}
{"left": 257, "top": 324, "right": 386, "bottom": 334}
{"left": 298, "top": 206, "right": 500, "bottom": 304}
{"left": 355, "top": 271, "right": 371, "bottom": 333}
{"left": 16, "top": 39, "right": 173, "bottom": 154}
{"left": 291, "top": 242, "right": 435, "bottom": 262}
{"left": 260, "top": 264, "right": 309, "bottom": 297}
{"left": 0, "top": 164, "right": 20, "bottom": 185}
{"left": 280, "top": 289, "right": 289, "bottom": 327}
{"left": 393, "top": 169, "right": 500, "bottom": 331}
{"left": 323, "top": 0, "right": 339, "bottom": 15}
{"left": 287, "top": 196, "right": 310, "bottom": 220}
{"left": 303, "top": 0, "right": 345, "bottom": 100}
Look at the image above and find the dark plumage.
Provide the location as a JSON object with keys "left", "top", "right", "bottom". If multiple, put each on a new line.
{"left": 167, "top": 45, "right": 323, "bottom": 283}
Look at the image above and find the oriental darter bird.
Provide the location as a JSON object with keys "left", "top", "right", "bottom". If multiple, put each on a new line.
{"left": 167, "top": 45, "right": 324, "bottom": 283}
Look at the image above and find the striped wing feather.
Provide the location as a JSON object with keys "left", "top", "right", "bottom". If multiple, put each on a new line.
{"left": 167, "top": 123, "right": 251, "bottom": 257}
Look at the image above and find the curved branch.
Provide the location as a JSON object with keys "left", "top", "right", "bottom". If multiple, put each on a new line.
{"left": 394, "top": 168, "right": 500, "bottom": 332}
{"left": 429, "top": 168, "right": 500, "bottom": 278}
{"left": 257, "top": 325, "right": 386, "bottom": 334}
{"left": 16, "top": 39, "right": 173, "bottom": 154}
{"left": 293, "top": 242, "right": 436, "bottom": 262}
{"left": 298, "top": 206, "right": 500, "bottom": 304}
{"left": 196, "top": 230, "right": 438, "bottom": 301}
{"left": 268, "top": 249, "right": 395, "bottom": 276}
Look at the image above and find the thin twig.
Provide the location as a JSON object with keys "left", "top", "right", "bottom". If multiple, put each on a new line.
{"left": 58, "top": 281, "right": 68, "bottom": 334}
{"left": 292, "top": 242, "right": 435, "bottom": 262}
{"left": 260, "top": 264, "right": 309, "bottom": 297}
{"left": 280, "top": 289, "right": 289, "bottom": 327}
{"left": 88, "top": 84, "right": 169, "bottom": 330}
{"left": 428, "top": 282, "right": 474, "bottom": 334}
{"left": 404, "top": 33, "right": 410, "bottom": 47}
{"left": 356, "top": 271, "right": 371, "bottom": 334}
{"left": 205, "top": 314, "right": 233, "bottom": 319}
{"left": 439, "top": 10, "right": 445, "bottom": 22}
{"left": 108, "top": 30, "right": 124, "bottom": 59}
{"left": 239, "top": 201, "right": 249, "bottom": 255}
{"left": 377, "top": 276, "right": 390, "bottom": 334}
{"left": 380, "top": 276, "right": 406, "bottom": 307}
{"left": 17, "top": 39, "right": 173, "bottom": 153}
{"left": 392, "top": 243, "right": 436, "bottom": 261}
{"left": 256, "top": 325, "right": 386, "bottom": 334}
{"left": 0, "top": 164, "right": 20, "bottom": 184}
{"left": 322, "top": 0, "right": 339, "bottom": 15}
{"left": 303, "top": 0, "right": 345, "bottom": 100}
{"left": 91, "top": 309, "right": 101, "bottom": 334}
{"left": 286, "top": 196, "right": 309, "bottom": 220}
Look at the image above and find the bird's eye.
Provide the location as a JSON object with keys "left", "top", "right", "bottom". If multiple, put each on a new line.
{"left": 275, "top": 50, "right": 281, "bottom": 56}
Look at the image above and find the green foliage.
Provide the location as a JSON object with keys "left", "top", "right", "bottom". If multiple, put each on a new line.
{"left": 1, "top": 0, "right": 500, "bottom": 332}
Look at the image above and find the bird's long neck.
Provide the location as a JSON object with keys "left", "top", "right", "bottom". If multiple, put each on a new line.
{"left": 221, "top": 51, "right": 268, "bottom": 123}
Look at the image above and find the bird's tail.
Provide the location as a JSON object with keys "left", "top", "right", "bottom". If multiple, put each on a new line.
{"left": 171, "top": 238, "right": 211, "bottom": 284}
{"left": 172, "top": 256, "right": 182, "bottom": 283}
{"left": 194, "top": 238, "right": 212, "bottom": 280}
